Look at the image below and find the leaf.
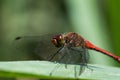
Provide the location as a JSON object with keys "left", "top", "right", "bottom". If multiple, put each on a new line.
{"left": 0, "top": 61, "right": 120, "bottom": 79}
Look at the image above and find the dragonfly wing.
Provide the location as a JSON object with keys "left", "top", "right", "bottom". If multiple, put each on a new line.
{"left": 15, "top": 33, "right": 59, "bottom": 60}
{"left": 52, "top": 46, "right": 89, "bottom": 65}
{"left": 50, "top": 46, "right": 89, "bottom": 75}
{"left": 34, "top": 34, "right": 59, "bottom": 60}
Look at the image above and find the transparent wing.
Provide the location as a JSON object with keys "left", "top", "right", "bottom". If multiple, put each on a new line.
{"left": 34, "top": 34, "right": 59, "bottom": 60}
{"left": 49, "top": 45, "right": 89, "bottom": 75}
{"left": 49, "top": 45, "right": 89, "bottom": 64}
{"left": 14, "top": 33, "right": 60, "bottom": 60}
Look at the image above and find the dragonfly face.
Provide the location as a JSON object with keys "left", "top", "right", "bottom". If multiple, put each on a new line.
{"left": 52, "top": 34, "right": 65, "bottom": 48}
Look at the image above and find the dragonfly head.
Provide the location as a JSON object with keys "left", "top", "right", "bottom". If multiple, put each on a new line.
{"left": 52, "top": 34, "right": 65, "bottom": 47}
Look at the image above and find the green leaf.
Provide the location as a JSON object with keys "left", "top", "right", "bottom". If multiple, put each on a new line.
{"left": 0, "top": 61, "right": 120, "bottom": 79}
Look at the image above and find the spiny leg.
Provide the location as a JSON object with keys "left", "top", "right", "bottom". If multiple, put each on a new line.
{"left": 49, "top": 48, "right": 69, "bottom": 76}
{"left": 49, "top": 63, "right": 61, "bottom": 76}
{"left": 74, "top": 65, "right": 77, "bottom": 78}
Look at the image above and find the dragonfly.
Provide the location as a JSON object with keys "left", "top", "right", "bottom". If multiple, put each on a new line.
{"left": 15, "top": 32, "right": 120, "bottom": 76}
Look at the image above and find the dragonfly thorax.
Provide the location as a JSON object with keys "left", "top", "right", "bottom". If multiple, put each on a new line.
{"left": 64, "top": 32, "right": 85, "bottom": 47}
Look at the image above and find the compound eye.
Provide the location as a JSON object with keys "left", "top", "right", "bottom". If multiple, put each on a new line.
{"left": 58, "top": 35, "right": 62, "bottom": 40}
{"left": 51, "top": 38, "right": 58, "bottom": 47}
{"left": 51, "top": 34, "right": 65, "bottom": 47}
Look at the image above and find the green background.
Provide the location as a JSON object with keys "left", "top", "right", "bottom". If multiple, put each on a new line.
{"left": 0, "top": 0, "right": 120, "bottom": 79}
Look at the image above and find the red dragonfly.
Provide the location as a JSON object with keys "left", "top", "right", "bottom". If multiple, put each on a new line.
{"left": 50, "top": 32, "right": 120, "bottom": 62}
{"left": 16, "top": 32, "right": 120, "bottom": 76}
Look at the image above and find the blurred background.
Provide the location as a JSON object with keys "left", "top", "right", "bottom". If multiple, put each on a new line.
{"left": 0, "top": 0, "right": 120, "bottom": 80}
